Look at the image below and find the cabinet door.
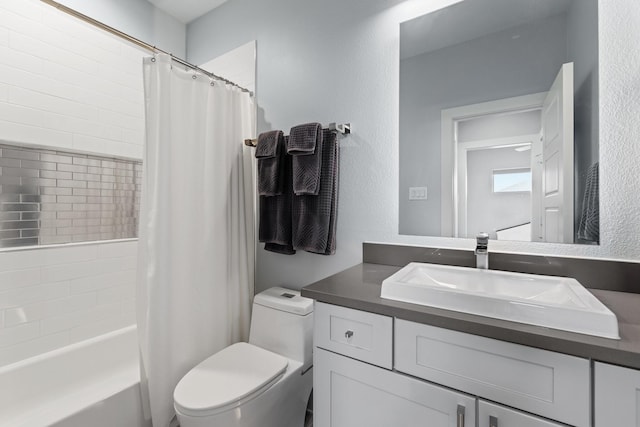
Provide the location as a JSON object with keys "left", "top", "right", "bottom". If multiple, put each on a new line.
{"left": 595, "top": 362, "right": 640, "bottom": 426}
{"left": 479, "top": 400, "right": 564, "bottom": 427}
{"left": 314, "top": 347, "right": 476, "bottom": 427}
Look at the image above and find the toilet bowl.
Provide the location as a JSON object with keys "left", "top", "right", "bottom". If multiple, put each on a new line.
{"left": 174, "top": 287, "right": 314, "bottom": 427}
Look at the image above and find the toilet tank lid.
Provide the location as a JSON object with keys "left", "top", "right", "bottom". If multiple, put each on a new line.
{"left": 254, "top": 287, "right": 313, "bottom": 315}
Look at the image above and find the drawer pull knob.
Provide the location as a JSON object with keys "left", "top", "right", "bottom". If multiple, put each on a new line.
{"left": 345, "top": 330, "right": 354, "bottom": 339}
{"left": 489, "top": 416, "right": 498, "bottom": 427}
{"left": 457, "top": 405, "right": 465, "bottom": 427}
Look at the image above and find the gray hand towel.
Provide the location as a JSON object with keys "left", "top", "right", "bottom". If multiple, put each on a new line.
{"left": 287, "top": 122, "right": 323, "bottom": 195}
{"left": 258, "top": 139, "right": 296, "bottom": 255}
{"left": 292, "top": 129, "right": 339, "bottom": 255}
{"left": 578, "top": 162, "right": 599, "bottom": 243}
{"left": 256, "top": 130, "right": 285, "bottom": 196}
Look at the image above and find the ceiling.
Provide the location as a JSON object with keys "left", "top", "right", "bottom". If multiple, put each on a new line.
{"left": 147, "top": 0, "right": 228, "bottom": 23}
{"left": 401, "top": 0, "right": 573, "bottom": 60}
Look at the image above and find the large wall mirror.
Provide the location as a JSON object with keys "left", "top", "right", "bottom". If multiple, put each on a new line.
{"left": 399, "top": 0, "right": 599, "bottom": 245}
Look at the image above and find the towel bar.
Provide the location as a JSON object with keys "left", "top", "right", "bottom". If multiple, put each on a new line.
{"left": 244, "top": 123, "right": 351, "bottom": 147}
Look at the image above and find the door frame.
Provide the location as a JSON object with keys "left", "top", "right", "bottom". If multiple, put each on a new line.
{"left": 440, "top": 92, "right": 547, "bottom": 237}
{"left": 456, "top": 135, "right": 539, "bottom": 238}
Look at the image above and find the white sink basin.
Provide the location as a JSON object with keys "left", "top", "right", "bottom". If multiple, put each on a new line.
{"left": 381, "top": 262, "right": 619, "bottom": 339}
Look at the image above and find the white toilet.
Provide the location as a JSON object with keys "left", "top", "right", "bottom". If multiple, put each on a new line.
{"left": 173, "top": 287, "right": 314, "bottom": 427}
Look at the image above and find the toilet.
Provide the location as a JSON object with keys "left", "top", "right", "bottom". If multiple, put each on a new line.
{"left": 173, "top": 287, "right": 314, "bottom": 427}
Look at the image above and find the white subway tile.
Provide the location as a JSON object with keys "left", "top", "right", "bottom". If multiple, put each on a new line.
{"left": 72, "top": 134, "right": 143, "bottom": 159}
{"left": 40, "top": 302, "right": 122, "bottom": 335}
{"left": 4, "top": 292, "right": 96, "bottom": 326}
{"left": 43, "top": 112, "right": 123, "bottom": 142}
{"left": 0, "top": 0, "right": 44, "bottom": 22}
{"left": 69, "top": 269, "right": 135, "bottom": 294}
{"left": 0, "top": 268, "right": 41, "bottom": 292}
{"left": 0, "top": 311, "right": 5, "bottom": 329}
{"left": 98, "top": 108, "right": 144, "bottom": 132}
{"left": 0, "top": 101, "right": 44, "bottom": 127}
{"left": 0, "top": 45, "right": 43, "bottom": 73}
{"left": 0, "top": 8, "right": 42, "bottom": 40}
{"left": 0, "top": 331, "right": 69, "bottom": 367}
{"left": 122, "top": 128, "right": 145, "bottom": 146}
{"left": 97, "top": 284, "right": 135, "bottom": 305}
{"left": 9, "top": 32, "right": 99, "bottom": 74}
{"left": 96, "top": 241, "right": 138, "bottom": 259}
{"left": 0, "top": 281, "right": 69, "bottom": 309}
{"left": 0, "top": 28, "right": 9, "bottom": 47}
{"left": 41, "top": 256, "right": 136, "bottom": 283}
{"left": 7, "top": 86, "right": 98, "bottom": 121}
{"left": 67, "top": 315, "right": 132, "bottom": 344}
{"left": 0, "top": 322, "right": 39, "bottom": 348}
{"left": 0, "top": 83, "right": 7, "bottom": 101}
{"left": 0, "top": 119, "right": 73, "bottom": 149}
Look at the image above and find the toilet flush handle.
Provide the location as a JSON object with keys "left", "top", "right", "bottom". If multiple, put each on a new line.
{"left": 345, "top": 330, "right": 354, "bottom": 339}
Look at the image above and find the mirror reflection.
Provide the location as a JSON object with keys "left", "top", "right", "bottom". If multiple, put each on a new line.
{"left": 399, "top": 0, "right": 599, "bottom": 244}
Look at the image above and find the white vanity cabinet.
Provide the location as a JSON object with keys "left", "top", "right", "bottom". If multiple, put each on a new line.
{"left": 315, "top": 348, "right": 476, "bottom": 427}
{"left": 595, "top": 362, "right": 640, "bottom": 426}
{"left": 314, "top": 302, "right": 593, "bottom": 427}
{"left": 478, "top": 400, "right": 565, "bottom": 427}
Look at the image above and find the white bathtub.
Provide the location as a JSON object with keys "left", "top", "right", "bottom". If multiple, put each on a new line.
{"left": 0, "top": 325, "right": 150, "bottom": 427}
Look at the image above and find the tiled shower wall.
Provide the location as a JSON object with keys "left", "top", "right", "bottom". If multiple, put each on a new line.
{"left": 0, "top": 0, "right": 147, "bottom": 366}
{"left": 0, "top": 143, "right": 141, "bottom": 248}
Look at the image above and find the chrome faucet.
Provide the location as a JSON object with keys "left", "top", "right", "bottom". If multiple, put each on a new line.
{"left": 475, "top": 232, "right": 489, "bottom": 269}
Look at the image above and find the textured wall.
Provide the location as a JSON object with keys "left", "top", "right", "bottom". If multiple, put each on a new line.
{"left": 187, "top": 0, "right": 640, "bottom": 292}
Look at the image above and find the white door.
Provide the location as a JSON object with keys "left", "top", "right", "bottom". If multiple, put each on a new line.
{"left": 531, "top": 133, "right": 543, "bottom": 241}
{"left": 541, "top": 62, "right": 574, "bottom": 243}
{"left": 595, "top": 362, "right": 640, "bottom": 426}
{"left": 314, "top": 347, "right": 476, "bottom": 427}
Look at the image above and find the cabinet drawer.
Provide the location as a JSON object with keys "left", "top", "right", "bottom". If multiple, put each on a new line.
{"left": 479, "top": 400, "right": 564, "bottom": 427}
{"left": 314, "top": 302, "right": 392, "bottom": 369}
{"left": 395, "top": 319, "right": 589, "bottom": 427}
{"left": 594, "top": 362, "right": 640, "bottom": 427}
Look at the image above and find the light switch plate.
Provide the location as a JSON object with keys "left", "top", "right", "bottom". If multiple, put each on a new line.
{"left": 409, "top": 186, "right": 427, "bottom": 200}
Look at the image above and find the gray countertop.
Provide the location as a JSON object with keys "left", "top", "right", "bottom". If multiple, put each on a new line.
{"left": 301, "top": 263, "right": 640, "bottom": 370}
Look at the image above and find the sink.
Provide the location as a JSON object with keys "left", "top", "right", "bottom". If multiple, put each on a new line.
{"left": 380, "top": 262, "right": 619, "bottom": 339}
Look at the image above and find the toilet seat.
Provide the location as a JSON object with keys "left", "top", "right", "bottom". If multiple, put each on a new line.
{"left": 174, "top": 342, "right": 289, "bottom": 417}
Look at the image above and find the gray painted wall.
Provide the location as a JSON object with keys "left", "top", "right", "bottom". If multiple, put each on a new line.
{"left": 399, "top": 14, "right": 566, "bottom": 236}
{"left": 55, "top": 0, "right": 186, "bottom": 57}
{"left": 466, "top": 147, "right": 532, "bottom": 238}
{"left": 187, "top": 0, "right": 640, "bottom": 292}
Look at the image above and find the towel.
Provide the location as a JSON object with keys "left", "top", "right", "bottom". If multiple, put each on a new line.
{"left": 287, "top": 122, "right": 323, "bottom": 195}
{"left": 291, "top": 129, "right": 339, "bottom": 255}
{"left": 256, "top": 130, "right": 285, "bottom": 196}
{"left": 258, "top": 138, "right": 296, "bottom": 255}
{"left": 578, "top": 162, "right": 599, "bottom": 243}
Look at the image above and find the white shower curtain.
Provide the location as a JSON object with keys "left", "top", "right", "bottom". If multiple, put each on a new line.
{"left": 137, "top": 53, "right": 256, "bottom": 427}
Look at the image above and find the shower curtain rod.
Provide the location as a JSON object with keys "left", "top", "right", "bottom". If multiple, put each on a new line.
{"left": 40, "top": 0, "right": 254, "bottom": 96}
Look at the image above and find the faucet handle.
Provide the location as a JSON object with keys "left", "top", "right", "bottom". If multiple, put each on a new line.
{"left": 476, "top": 232, "right": 489, "bottom": 248}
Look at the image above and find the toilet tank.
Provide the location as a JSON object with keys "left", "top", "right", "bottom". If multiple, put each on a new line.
{"left": 249, "top": 287, "right": 314, "bottom": 371}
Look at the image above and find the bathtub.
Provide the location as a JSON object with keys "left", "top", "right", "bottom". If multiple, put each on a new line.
{"left": 0, "top": 325, "right": 150, "bottom": 427}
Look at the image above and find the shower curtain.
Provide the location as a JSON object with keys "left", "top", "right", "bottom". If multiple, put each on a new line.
{"left": 137, "top": 53, "right": 256, "bottom": 427}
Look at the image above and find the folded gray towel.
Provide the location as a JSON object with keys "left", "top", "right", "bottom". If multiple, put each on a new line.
{"left": 258, "top": 139, "right": 296, "bottom": 255}
{"left": 256, "top": 130, "right": 285, "bottom": 196}
{"left": 578, "top": 162, "right": 599, "bottom": 243}
{"left": 288, "top": 123, "right": 323, "bottom": 195}
{"left": 292, "top": 129, "right": 339, "bottom": 255}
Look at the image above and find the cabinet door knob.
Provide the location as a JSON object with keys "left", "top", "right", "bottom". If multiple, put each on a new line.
{"left": 489, "top": 416, "right": 498, "bottom": 427}
{"left": 457, "top": 405, "right": 465, "bottom": 427}
{"left": 345, "top": 330, "right": 354, "bottom": 339}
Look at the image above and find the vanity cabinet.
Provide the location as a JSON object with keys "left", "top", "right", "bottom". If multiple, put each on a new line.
{"left": 594, "top": 362, "right": 640, "bottom": 426}
{"left": 314, "top": 302, "right": 591, "bottom": 427}
{"left": 315, "top": 347, "right": 476, "bottom": 427}
{"left": 395, "top": 319, "right": 590, "bottom": 427}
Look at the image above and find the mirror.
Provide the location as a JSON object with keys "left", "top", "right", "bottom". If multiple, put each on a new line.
{"left": 399, "top": 0, "right": 599, "bottom": 244}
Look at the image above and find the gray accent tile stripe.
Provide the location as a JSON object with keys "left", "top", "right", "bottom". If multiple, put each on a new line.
{"left": 0, "top": 143, "right": 141, "bottom": 248}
